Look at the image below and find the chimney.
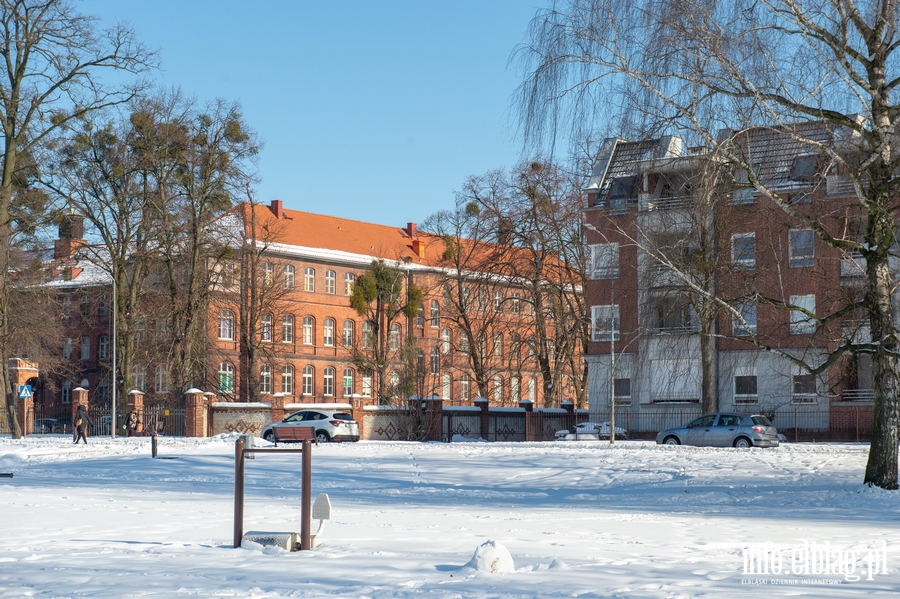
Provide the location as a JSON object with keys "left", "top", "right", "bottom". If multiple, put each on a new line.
{"left": 269, "top": 200, "right": 284, "bottom": 219}
{"left": 54, "top": 213, "right": 85, "bottom": 259}
{"left": 406, "top": 222, "right": 417, "bottom": 238}
{"left": 497, "top": 217, "right": 514, "bottom": 246}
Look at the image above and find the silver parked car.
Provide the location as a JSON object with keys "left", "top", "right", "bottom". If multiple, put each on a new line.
{"left": 656, "top": 413, "right": 779, "bottom": 448}
{"left": 261, "top": 408, "right": 360, "bottom": 443}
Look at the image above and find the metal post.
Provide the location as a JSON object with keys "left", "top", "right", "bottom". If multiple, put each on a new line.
{"left": 151, "top": 433, "right": 158, "bottom": 458}
{"left": 233, "top": 436, "right": 245, "bottom": 548}
{"left": 111, "top": 276, "right": 117, "bottom": 438}
{"left": 300, "top": 438, "right": 312, "bottom": 550}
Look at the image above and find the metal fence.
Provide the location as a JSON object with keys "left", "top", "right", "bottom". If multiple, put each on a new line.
{"left": 27, "top": 404, "right": 185, "bottom": 437}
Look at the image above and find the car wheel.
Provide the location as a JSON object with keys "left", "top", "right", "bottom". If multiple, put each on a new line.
{"left": 734, "top": 437, "right": 752, "bottom": 449}
{"left": 315, "top": 430, "right": 331, "bottom": 443}
{"left": 263, "top": 430, "right": 274, "bottom": 442}
{"left": 664, "top": 436, "right": 680, "bottom": 445}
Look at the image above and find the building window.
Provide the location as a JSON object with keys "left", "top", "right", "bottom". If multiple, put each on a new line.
{"left": 731, "top": 233, "right": 756, "bottom": 268}
{"left": 792, "top": 373, "right": 817, "bottom": 403}
{"left": 789, "top": 229, "right": 815, "bottom": 267}
{"left": 80, "top": 294, "right": 90, "bottom": 316}
{"left": 155, "top": 364, "right": 170, "bottom": 394}
{"left": 343, "top": 368, "right": 354, "bottom": 396}
{"left": 528, "top": 377, "right": 536, "bottom": 402}
{"left": 607, "top": 175, "right": 639, "bottom": 206}
{"left": 282, "top": 315, "right": 294, "bottom": 343}
{"left": 260, "top": 313, "right": 273, "bottom": 342}
{"left": 362, "top": 321, "right": 373, "bottom": 349}
{"left": 98, "top": 294, "right": 109, "bottom": 316}
{"left": 323, "top": 318, "right": 335, "bottom": 346}
{"left": 430, "top": 300, "right": 439, "bottom": 327}
{"left": 614, "top": 378, "right": 631, "bottom": 405}
{"left": 262, "top": 262, "right": 274, "bottom": 286}
{"left": 441, "top": 328, "right": 451, "bottom": 354}
{"left": 442, "top": 374, "right": 451, "bottom": 400}
{"left": 282, "top": 365, "right": 294, "bottom": 395}
{"left": 733, "top": 168, "right": 755, "bottom": 204}
{"left": 791, "top": 154, "right": 819, "bottom": 183}
{"left": 510, "top": 376, "right": 520, "bottom": 401}
{"left": 302, "top": 316, "right": 314, "bottom": 345}
{"left": 590, "top": 243, "right": 620, "bottom": 279}
{"left": 591, "top": 305, "right": 620, "bottom": 342}
{"left": 734, "top": 373, "right": 757, "bottom": 404}
{"left": 652, "top": 297, "right": 695, "bottom": 332}
{"left": 460, "top": 374, "right": 469, "bottom": 402}
{"left": 62, "top": 295, "right": 72, "bottom": 317}
{"left": 218, "top": 363, "right": 235, "bottom": 393}
{"left": 63, "top": 338, "right": 72, "bottom": 360}
{"left": 343, "top": 320, "right": 355, "bottom": 347}
{"left": 494, "top": 291, "right": 503, "bottom": 313}
{"left": 260, "top": 364, "right": 272, "bottom": 394}
{"left": 459, "top": 331, "right": 469, "bottom": 352}
{"left": 304, "top": 267, "right": 315, "bottom": 292}
{"left": 416, "top": 350, "right": 425, "bottom": 374}
{"left": 389, "top": 371, "right": 400, "bottom": 395}
{"left": 98, "top": 335, "right": 109, "bottom": 361}
{"left": 325, "top": 270, "right": 336, "bottom": 294}
{"left": 221, "top": 263, "right": 236, "bottom": 288}
{"left": 219, "top": 310, "right": 235, "bottom": 340}
{"left": 493, "top": 334, "right": 503, "bottom": 358}
{"left": 345, "top": 272, "right": 355, "bottom": 295}
{"left": 389, "top": 323, "right": 401, "bottom": 351}
{"left": 430, "top": 347, "right": 440, "bottom": 375}
{"left": 789, "top": 294, "right": 816, "bottom": 334}
{"left": 493, "top": 376, "right": 503, "bottom": 403}
{"left": 283, "top": 265, "right": 295, "bottom": 289}
{"left": 302, "top": 366, "right": 314, "bottom": 395}
{"left": 362, "top": 371, "right": 372, "bottom": 397}
{"left": 417, "top": 302, "right": 425, "bottom": 327}
{"left": 131, "top": 365, "right": 146, "bottom": 392}
{"left": 510, "top": 293, "right": 520, "bottom": 314}
{"left": 733, "top": 301, "right": 757, "bottom": 336}
{"left": 80, "top": 337, "right": 91, "bottom": 361}
{"left": 61, "top": 380, "right": 72, "bottom": 404}
{"left": 323, "top": 367, "right": 335, "bottom": 396}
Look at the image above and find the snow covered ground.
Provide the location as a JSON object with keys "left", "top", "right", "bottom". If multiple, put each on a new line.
{"left": 1, "top": 435, "right": 898, "bottom": 598}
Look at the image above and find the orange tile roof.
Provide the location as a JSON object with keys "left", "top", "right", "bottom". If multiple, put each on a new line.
{"left": 244, "top": 202, "right": 445, "bottom": 266}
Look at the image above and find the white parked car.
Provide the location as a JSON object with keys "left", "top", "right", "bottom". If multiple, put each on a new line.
{"left": 555, "top": 421, "right": 628, "bottom": 441}
{"left": 261, "top": 408, "right": 360, "bottom": 443}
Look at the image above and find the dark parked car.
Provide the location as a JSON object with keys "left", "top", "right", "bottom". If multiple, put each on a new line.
{"left": 656, "top": 413, "right": 779, "bottom": 448}
{"left": 32, "top": 417, "right": 73, "bottom": 434}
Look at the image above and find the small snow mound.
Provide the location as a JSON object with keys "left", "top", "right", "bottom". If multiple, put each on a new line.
{"left": 451, "top": 434, "right": 487, "bottom": 443}
{"left": 463, "top": 540, "right": 515, "bottom": 573}
{"left": 548, "top": 559, "right": 569, "bottom": 570}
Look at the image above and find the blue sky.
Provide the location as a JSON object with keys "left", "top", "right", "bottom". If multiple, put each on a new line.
{"left": 83, "top": 0, "right": 542, "bottom": 228}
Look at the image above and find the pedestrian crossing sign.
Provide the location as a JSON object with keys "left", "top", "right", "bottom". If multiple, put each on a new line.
{"left": 18, "top": 385, "right": 32, "bottom": 399}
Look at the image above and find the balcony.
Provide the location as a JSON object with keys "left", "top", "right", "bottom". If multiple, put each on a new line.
{"left": 841, "top": 389, "right": 874, "bottom": 402}
{"left": 639, "top": 195, "right": 693, "bottom": 212}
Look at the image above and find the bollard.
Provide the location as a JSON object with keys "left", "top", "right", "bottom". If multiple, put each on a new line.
{"left": 151, "top": 433, "right": 158, "bottom": 458}
{"left": 240, "top": 434, "right": 255, "bottom": 459}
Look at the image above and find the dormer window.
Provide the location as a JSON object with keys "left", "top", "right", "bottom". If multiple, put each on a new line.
{"left": 608, "top": 175, "right": 639, "bottom": 199}
{"left": 790, "top": 154, "right": 819, "bottom": 183}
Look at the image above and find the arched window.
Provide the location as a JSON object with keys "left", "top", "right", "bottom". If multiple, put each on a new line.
{"left": 441, "top": 328, "right": 451, "bottom": 354}
{"left": 304, "top": 267, "right": 315, "bottom": 292}
{"left": 345, "top": 272, "right": 356, "bottom": 295}
{"left": 131, "top": 365, "right": 146, "bottom": 392}
{"left": 219, "top": 310, "right": 235, "bottom": 340}
{"left": 323, "top": 367, "right": 335, "bottom": 396}
{"left": 303, "top": 317, "right": 314, "bottom": 345}
{"left": 98, "top": 335, "right": 109, "bottom": 361}
{"left": 430, "top": 346, "right": 440, "bottom": 375}
{"left": 416, "top": 349, "right": 425, "bottom": 373}
{"left": 511, "top": 293, "right": 521, "bottom": 314}
{"left": 283, "top": 264, "right": 295, "bottom": 289}
{"left": 262, "top": 262, "right": 274, "bottom": 286}
{"left": 417, "top": 302, "right": 425, "bottom": 327}
{"left": 493, "top": 376, "right": 503, "bottom": 403}
{"left": 155, "top": 364, "right": 170, "bottom": 394}
{"left": 218, "top": 363, "right": 235, "bottom": 393}
{"left": 493, "top": 334, "right": 503, "bottom": 359}
{"left": 430, "top": 300, "right": 439, "bottom": 327}
{"left": 325, "top": 270, "right": 336, "bottom": 294}
{"left": 343, "top": 368, "right": 354, "bottom": 396}
{"left": 362, "top": 321, "right": 373, "bottom": 349}
{"left": 442, "top": 374, "right": 451, "bottom": 400}
{"left": 362, "top": 371, "right": 373, "bottom": 397}
{"left": 282, "top": 365, "right": 294, "bottom": 395}
{"left": 260, "top": 364, "right": 272, "bottom": 394}
{"left": 389, "top": 370, "right": 400, "bottom": 394}
{"left": 323, "top": 318, "right": 335, "bottom": 346}
{"left": 460, "top": 374, "right": 469, "bottom": 402}
{"left": 61, "top": 380, "right": 72, "bottom": 404}
{"left": 494, "top": 291, "right": 503, "bottom": 313}
{"left": 389, "top": 323, "right": 401, "bottom": 350}
{"left": 260, "top": 313, "right": 273, "bottom": 342}
{"left": 343, "top": 320, "right": 355, "bottom": 347}
{"left": 459, "top": 331, "right": 469, "bottom": 352}
{"left": 63, "top": 338, "right": 73, "bottom": 360}
{"left": 302, "top": 366, "right": 314, "bottom": 395}
{"left": 511, "top": 376, "right": 520, "bottom": 402}
{"left": 282, "top": 315, "right": 294, "bottom": 343}
{"left": 528, "top": 377, "right": 536, "bottom": 402}
{"left": 80, "top": 337, "right": 91, "bottom": 361}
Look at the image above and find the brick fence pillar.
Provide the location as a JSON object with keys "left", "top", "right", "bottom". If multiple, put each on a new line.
{"left": 8, "top": 358, "right": 38, "bottom": 434}
{"left": 423, "top": 396, "right": 443, "bottom": 441}
{"left": 127, "top": 390, "right": 144, "bottom": 434}
{"left": 269, "top": 392, "right": 286, "bottom": 424}
{"left": 184, "top": 389, "right": 208, "bottom": 438}
{"left": 475, "top": 397, "right": 489, "bottom": 441}
{"left": 519, "top": 399, "right": 534, "bottom": 441}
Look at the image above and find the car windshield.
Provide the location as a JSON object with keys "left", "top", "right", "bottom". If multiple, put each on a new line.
{"left": 751, "top": 415, "right": 772, "bottom": 426}
{"left": 332, "top": 413, "right": 355, "bottom": 421}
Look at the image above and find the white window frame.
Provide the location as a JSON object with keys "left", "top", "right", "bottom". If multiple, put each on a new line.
{"left": 732, "top": 301, "right": 757, "bottom": 337}
{"left": 733, "top": 367, "right": 758, "bottom": 404}
{"left": 260, "top": 364, "right": 272, "bottom": 395}
{"left": 789, "top": 294, "right": 816, "bottom": 334}
{"left": 304, "top": 267, "right": 315, "bottom": 292}
{"left": 731, "top": 233, "right": 756, "bottom": 268}
{"left": 283, "top": 264, "right": 295, "bottom": 289}
{"left": 591, "top": 305, "right": 620, "bottom": 342}
{"left": 282, "top": 365, "right": 294, "bottom": 395}
{"left": 789, "top": 229, "right": 815, "bottom": 267}
{"left": 325, "top": 270, "right": 336, "bottom": 294}
{"left": 323, "top": 318, "right": 335, "bottom": 347}
{"left": 589, "top": 242, "right": 620, "bottom": 279}
{"left": 323, "top": 367, "right": 335, "bottom": 396}
{"left": 282, "top": 315, "right": 294, "bottom": 343}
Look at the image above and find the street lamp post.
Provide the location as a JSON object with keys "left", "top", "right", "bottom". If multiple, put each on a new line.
{"left": 111, "top": 275, "right": 117, "bottom": 439}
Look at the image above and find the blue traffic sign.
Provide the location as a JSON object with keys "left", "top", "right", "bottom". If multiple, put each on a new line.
{"left": 18, "top": 385, "right": 32, "bottom": 399}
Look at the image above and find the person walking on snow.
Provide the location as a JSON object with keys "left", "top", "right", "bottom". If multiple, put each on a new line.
{"left": 73, "top": 404, "right": 93, "bottom": 444}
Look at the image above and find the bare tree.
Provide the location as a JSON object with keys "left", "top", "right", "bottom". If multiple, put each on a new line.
{"left": 518, "top": 0, "right": 900, "bottom": 488}
{"left": 0, "top": 0, "right": 155, "bottom": 436}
